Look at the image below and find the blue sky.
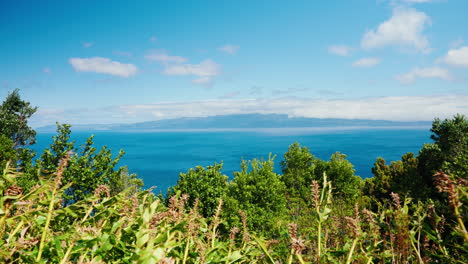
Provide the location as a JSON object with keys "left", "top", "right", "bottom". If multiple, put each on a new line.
{"left": 1, "top": 0, "right": 467, "bottom": 126}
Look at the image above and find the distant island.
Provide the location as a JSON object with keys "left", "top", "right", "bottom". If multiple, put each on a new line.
{"left": 37, "top": 113, "right": 432, "bottom": 132}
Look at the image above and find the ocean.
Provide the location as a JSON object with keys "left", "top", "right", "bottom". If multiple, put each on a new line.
{"left": 32, "top": 127, "right": 431, "bottom": 194}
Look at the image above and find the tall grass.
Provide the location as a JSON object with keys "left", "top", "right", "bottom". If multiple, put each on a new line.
{"left": 0, "top": 159, "right": 466, "bottom": 263}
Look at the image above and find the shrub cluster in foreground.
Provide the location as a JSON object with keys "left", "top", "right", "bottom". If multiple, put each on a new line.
{"left": 0, "top": 161, "right": 466, "bottom": 263}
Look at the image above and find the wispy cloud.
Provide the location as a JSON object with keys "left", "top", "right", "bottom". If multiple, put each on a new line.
{"left": 82, "top": 42, "right": 94, "bottom": 48}
{"left": 449, "top": 38, "right": 464, "bottom": 49}
{"left": 441, "top": 46, "right": 468, "bottom": 67}
{"left": 218, "top": 91, "right": 240, "bottom": 99}
{"left": 42, "top": 67, "right": 52, "bottom": 74}
{"left": 272, "top": 87, "right": 309, "bottom": 96}
{"left": 163, "top": 59, "right": 221, "bottom": 85}
{"left": 31, "top": 95, "right": 468, "bottom": 127}
{"left": 69, "top": 57, "right": 138, "bottom": 77}
{"left": 192, "top": 77, "right": 214, "bottom": 87}
{"left": 149, "top": 36, "right": 157, "bottom": 43}
{"left": 218, "top": 44, "right": 240, "bottom": 55}
{"left": 352, "top": 57, "right": 381, "bottom": 67}
{"left": 361, "top": 7, "right": 431, "bottom": 53}
{"left": 396, "top": 66, "right": 452, "bottom": 84}
{"left": 144, "top": 49, "right": 221, "bottom": 86}
{"left": 249, "top": 86, "right": 263, "bottom": 95}
{"left": 144, "top": 50, "right": 187, "bottom": 64}
{"left": 328, "top": 45, "right": 352, "bottom": 56}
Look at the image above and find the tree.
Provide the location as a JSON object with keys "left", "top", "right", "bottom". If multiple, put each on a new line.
{"left": 365, "top": 115, "right": 467, "bottom": 204}
{"left": 364, "top": 157, "right": 392, "bottom": 201}
{"left": 0, "top": 89, "right": 37, "bottom": 169}
{"left": 428, "top": 114, "right": 467, "bottom": 178}
{"left": 315, "top": 152, "right": 363, "bottom": 202}
{"left": 0, "top": 135, "right": 16, "bottom": 169}
{"left": 0, "top": 89, "right": 37, "bottom": 148}
{"left": 224, "top": 156, "right": 287, "bottom": 234}
{"left": 166, "top": 163, "right": 228, "bottom": 218}
{"left": 281, "top": 142, "right": 317, "bottom": 202}
{"left": 389, "top": 153, "right": 428, "bottom": 199}
{"left": 430, "top": 114, "right": 467, "bottom": 160}
{"left": 32, "top": 123, "right": 142, "bottom": 204}
{"left": 365, "top": 154, "right": 429, "bottom": 203}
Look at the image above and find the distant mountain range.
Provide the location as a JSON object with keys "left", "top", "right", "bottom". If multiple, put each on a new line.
{"left": 37, "top": 114, "right": 432, "bottom": 132}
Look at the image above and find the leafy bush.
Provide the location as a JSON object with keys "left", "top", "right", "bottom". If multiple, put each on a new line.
{"left": 1, "top": 160, "right": 466, "bottom": 263}
{"left": 224, "top": 156, "right": 287, "bottom": 235}
{"left": 167, "top": 163, "right": 228, "bottom": 218}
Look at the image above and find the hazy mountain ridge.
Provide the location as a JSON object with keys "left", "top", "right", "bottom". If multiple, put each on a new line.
{"left": 37, "top": 114, "right": 432, "bottom": 132}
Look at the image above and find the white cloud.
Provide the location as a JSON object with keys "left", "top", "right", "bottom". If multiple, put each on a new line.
{"left": 328, "top": 45, "right": 352, "bottom": 56}
{"left": 218, "top": 44, "right": 240, "bottom": 55}
{"left": 144, "top": 50, "right": 187, "bottom": 64}
{"left": 31, "top": 95, "right": 468, "bottom": 127}
{"left": 82, "top": 42, "right": 94, "bottom": 48}
{"left": 163, "top": 59, "right": 221, "bottom": 82}
{"left": 42, "top": 67, "right": 51, "bottom": 74}
{"left": 396, "top": 67, "right": 452, "bottom": 84}
{"left": 352, "top": 57, "right": 381, "bottom": 67}
{"left": 191, "top": 77, "right": 215, "bottom": 88}
{"left": 69, "top": 57, "right": 138, "bottom": 77}
{"left": 442, "top": 46, "right": 468, "bottom": 67}
{"left": 144, "top": 50, "right": 221, "bottom": 86}
{"left": 361, "top": 7, "right": 431, "bottom": 53}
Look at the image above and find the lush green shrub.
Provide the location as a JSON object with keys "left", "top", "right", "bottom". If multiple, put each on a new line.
{"left": 224, "top": 156, "right": 287, "bottom": 235}
{"left": 167, "top": 163, "right": 228, "bottom": 218}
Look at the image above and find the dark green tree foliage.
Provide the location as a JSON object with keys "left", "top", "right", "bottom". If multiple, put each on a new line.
{"left": 417, "top": 143, "right": 444, "bottom": 186}
{"left": 281, "top": 143, "right": 363, "bottom": 201}
{"left": 281, "top": 142, "right": 317, "bottom": 201}
{"left": 366, "top": 154, "right": 429, "bottom": 202}
{"left": 365, "top": 115, "right": 467, "bottom": 203}
{"left": 315, "top": 152, "right": 363, "bottom": 202}
{"left": 0, "top": 89, "right": 37, "bottom": 148}
{"left": 280, "top": 143, "right": 318, "bottom": 226}
{"left": 414, "top": 115, "right": 467, "bottom": 202}
{"left": 428, "top": 114, "right": 467, "bottom": 178}
{"left": 431, "top": 114, "right": 467, "bottom": 160}
{"left": 34, "top": 123, "right": 142, "bottom": 204}
{"left": 224, "top": 156, "right": 287, "bottom": 233}
{"left": 167, "top": 163, "right": 228, "bottom": 218}
{"left": 389, "top": 153, "right": 428, "bottom": 198}
{"left": 0, "top": 89, "right": 37, "bottom": 169}
{"left": 0, "top": 135, "right": 16, "bottom": 169}
{"left": 37, "top": 124, "right": 75, "bottom": 174}
{"left": 364, "top": 157, "right": 392, "bottom": 201}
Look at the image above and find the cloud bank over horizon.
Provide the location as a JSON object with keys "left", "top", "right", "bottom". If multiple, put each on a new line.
{"left": 30, "top": 95, "right": 468, "bottom": 127}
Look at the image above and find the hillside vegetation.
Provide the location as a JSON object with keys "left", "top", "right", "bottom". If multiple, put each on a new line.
{"left": 1, "top": 89, "right": 466, "bottom": 263}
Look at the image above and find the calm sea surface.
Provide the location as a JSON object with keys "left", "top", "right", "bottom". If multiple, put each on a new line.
{"left": 33, "top": 128, "right": 431, "bottom": 194}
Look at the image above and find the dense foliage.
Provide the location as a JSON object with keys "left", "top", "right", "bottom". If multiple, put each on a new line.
{"left": 0, "top": 90, "right": 466, "bottom": 263}
{"left": 166, "top": 163, "right": 228, "bottom": 218}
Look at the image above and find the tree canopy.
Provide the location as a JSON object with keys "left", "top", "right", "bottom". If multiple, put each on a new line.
{"left": 0, "top": 88, "right": 37, "bottom": 148}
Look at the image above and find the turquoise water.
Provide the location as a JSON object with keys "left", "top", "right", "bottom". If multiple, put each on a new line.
{"left": 32, "top": 128, "right": 431, "bottom": 193}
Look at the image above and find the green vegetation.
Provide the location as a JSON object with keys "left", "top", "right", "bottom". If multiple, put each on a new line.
{"left": 0, "top": 90, "right": 466, "bottom": 263}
